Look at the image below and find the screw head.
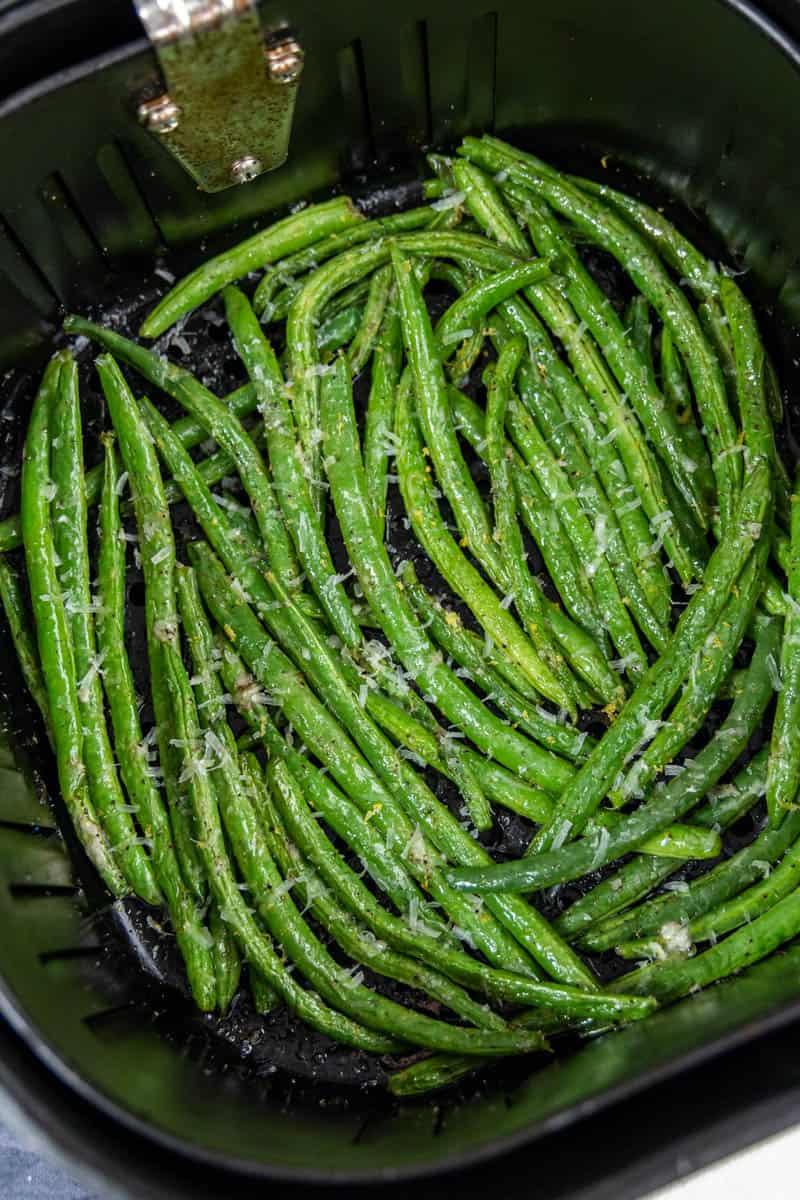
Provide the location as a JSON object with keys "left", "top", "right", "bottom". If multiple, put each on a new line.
{"left": 265, "top": 37, "right": 304, "bottom": 84}
{"left": 137, "top": 94, "right": 181, "bottom": 134}
{"left": 230, "top": 155, "right": 263, "bottom": 184}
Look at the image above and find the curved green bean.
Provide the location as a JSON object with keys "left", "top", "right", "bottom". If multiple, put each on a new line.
{"left": 142, "top": 197, "right": 363, "bottom": 337}
{"left": 97, "top": 437, "right": 216, "bottom": 1009}
{"left": 20, "top": 354, "right": 125, "bottom": 893}
{"left": 51, "top": 359, "right": 160, "bottom": 905}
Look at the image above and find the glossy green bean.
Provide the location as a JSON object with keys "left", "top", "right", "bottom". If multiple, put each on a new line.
{"left": 20, "top": 355, "right": 124, "bottom": 893}
{"left": 252, "top": 204, "right": 438, "bottom": 316}
{"left": 565, "top": 619, "right": 780, "bottom": 946}
{"left": 268, "top": 752, "right": 654, "bottom": 1021}
{"left": 348, "top": 263, "right": 393, "bottom": 375}
{"left": 447, "top": 387, "right": 607, "bottom": 649}
{"left": 260, "top": 760, "right": 508, "bottom": 1031}
{"left": 222, "top": 285, "right": 361, "bottom": 644}
{"left": 610, "top": 548, "right": 763, "bottom": 808}
{"left": 0, "top": 556, "right": 52, "bottom": 742}
{"left": 446, "top": 464, "right": 771, "bottom": 880}
{"left": 210, "top": 903, "right": 241, "bottom": 1015}
{"left": 142, "top": 197, "right": 363, "bottom": 337}
{"left": 95, "top": 356, "right": 206, "bottom": 901}
{"left": 505, "top": 381, "right": 649, "bottom": 679}
{"left": 51, "top": 360, "right": 161, "bottom": 905}
{"left": 659, "top": 326, "right": 715, "bottom": 501}
{"left": 613, "top": 881, "right": 800, "bottom": 1003}
{"left": 363, "top": 302, "right": 403, "bottom": 537}
{"left": 467, "top": 137, "right": 741, "bottom": 529}
{"left": 319, "top": 357, "right": 597, "bottom": 988}
{"left": 767, "top": 463, "right": 800, "bottom": 826}
{"left": 485, "top": 337, "right": 590, "bottom": 707}
{"left": 97, "top": 437, "right": 216, "bottom": 1009}
{"left": 399, "top": 562, "right": 595, "bottom": 761}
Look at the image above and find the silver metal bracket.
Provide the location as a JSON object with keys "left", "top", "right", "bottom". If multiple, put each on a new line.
{"left": 134, "top": 1, "right": 303, "bottom": 193}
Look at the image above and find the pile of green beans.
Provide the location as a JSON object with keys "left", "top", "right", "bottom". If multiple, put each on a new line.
{"left": 3, "top": 137, "right": 799, "bottom": 1097}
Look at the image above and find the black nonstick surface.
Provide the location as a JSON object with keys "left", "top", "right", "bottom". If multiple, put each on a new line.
{"left": 0, "top": 147, "right": 795, "bottom": 1121}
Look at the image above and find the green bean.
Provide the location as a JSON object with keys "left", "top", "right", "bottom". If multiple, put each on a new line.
{"left": 588, "top": 786, "right": 800, "bottom": 955}
{"left": 399, "top": 563, "right": 594, "bottom": 761}
{"left": 485, "top": 337, "right": 591, "bottom": 707}
{"left": 3, "top": 352, "right": 264, "bottom": 560}
{"left": 613, "top": 881, "right": 800, "bottom": 1003}
{"left": 610, "top": 548, "right": 763, "bottom": 808}
{"left": 526, "top": 197, "right": 709, "bottom": 527}
{"left": 570, "top": 176, "right": 719, "bottom": 300}
{"left": 155, "top": 595, "right": 403, "bottom": 1056}
{"left": 463, "top": 138, "right": 741, "bottom": 532}
{"left": 319, "top": 358, "right": 598, "bottom": 987}
{"left": 566, "top": 618, "right": 779, "bottom": 945}
{"left": 97, "top": 437, "right": 216, "bottom": 1009}
{"left": 259, "top": 760, "right": 508, "bottom": 1031}
{"left": 207, "top": 572, "right": 574, "bottom": 983}
{"left": 719, "top": 277, "right": 776, "bottom": 472}
{"left": 222, "top": 639, "right": 445, "bottom": 932}
{"left": 446, "top": 465, "right": 771, "bottom": 880}
{"left": 268, "top": 750, "right": 654, "bottom": 1022}
{"left": 250, "top": 970, "right": 279, "bottom": 1014}
{"left": 690, "top": 835, "right": 800, "bottom": 945}
{"left": 222, "top": 285, "right": 361, "bottom": 645}
{"left": 347, "top": 264, "right": 393, "bottom": 375}
{"left": 504, "top": 381, "right": 649, "bottom": 680}
{"left": 397, "top": 375, "right": 606, "bottom": 714}
{"left": 20, "top": 355, "right": 125, "bottom": 893}
{"left": 51, "top": 360, "right": 161, "bottom": 905}
{"left": 391, "top": 251, "right": 528, "bottom": 625}
{"left": 220, "top": 758, "right": 548, "bottom": 1057}
{"left": 510, "top": 319, "right": 671, "bottom": 629}
{"left": 452, "top": 159, "right": 531, "bottom": 254}
{"left": 136, "top": 374, "right": 493, "bottom": 957}
{"left": 141, "top": 197, "right": 363, "bottom": 337}
{"left": 447, "top": 387, "right": 606, "bottom": 648}
{"left": 252, "top": 205, "right": 438, "bottom": 317}
{"left": 95, "top": 356, "right": 206, "bottom": 901}
{"left": 192, "top": 543, "right": 545, "bottom": 975}
{"left": 659, "top": 326, "right": 715, "bottom": 501}
{"left": 767, "top": 463, "right": 800, "bottom": 826}
{"left": 368, "top": 687, "right": 718, "bottom": 859}
{"left": 505, "top": 199, "right": 700, "bottom": 589}
{"left": 210, "top": 902, "right": 241, "bottom": 1015}
{"left": 436, "top": 259, "right": 552, "bottom": 373}
{"left": 363, "top": 303, "right": 403, "bottom": 537}
{"left": 454, "top": 174, "right": 678, "bottom": 613}
{"left": 0, "top": 556, "right": 52, "bottom": 742}
{"left": 626, "top": 297, "right": 656, "bottom": 384}
{"left": 316, "top": 302, "right": 364, "bottom": 354}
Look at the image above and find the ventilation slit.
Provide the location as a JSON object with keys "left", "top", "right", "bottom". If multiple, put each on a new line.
{"left": 0, "top": 819, "right": 58, "bottom": 839}
{"left": 0, "top": 215, "right": 59, "bottom": 314}
{"left": 337, "top": 39, "right": 375, "bottom": 170}
{"left": 9, "top": 882, "right": 78, "bottom": 900}
{"left": 38, "top": 171, "right": 108, "bottom": 271}
{"left": 466, "top": 11, "right": 498, "bottom": 134}
{"left": 39, "top": 945, "right": 101, "bottom": 965}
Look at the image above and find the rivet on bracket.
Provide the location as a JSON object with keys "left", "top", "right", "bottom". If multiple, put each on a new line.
{"left": 137, "top": 94, "right": 181, "bottom": 134}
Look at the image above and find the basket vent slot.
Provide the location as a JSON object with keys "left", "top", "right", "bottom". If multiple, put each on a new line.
{"left": 337, "top": 39, "right": 375, "bottom": 171}
{"left": 38, "top": 171, "right": 108, "bottom": 273}
{"left": 465, "top": 11, "right": 498, "bottom": 135}
{"left": 0, "top": 819, "right": 58, "bottom": 839}
{"left": 9, "top": 882, "right": 79, "bottom": 900}
{"left": 39, "top": 944, "right": 101, "bottom": 965}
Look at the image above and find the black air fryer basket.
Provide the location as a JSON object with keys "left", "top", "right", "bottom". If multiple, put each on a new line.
{"left": 2, "top": 1, "right": 800, "bottom": 1196}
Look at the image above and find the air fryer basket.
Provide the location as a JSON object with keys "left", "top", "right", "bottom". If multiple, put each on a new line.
{"left": 2, "top": 0, "right": 800, "bottom": 1189}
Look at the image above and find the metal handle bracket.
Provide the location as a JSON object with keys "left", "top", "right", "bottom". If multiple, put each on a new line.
{"left": 134, "top": 1, "right": 303, "bottom": 192}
